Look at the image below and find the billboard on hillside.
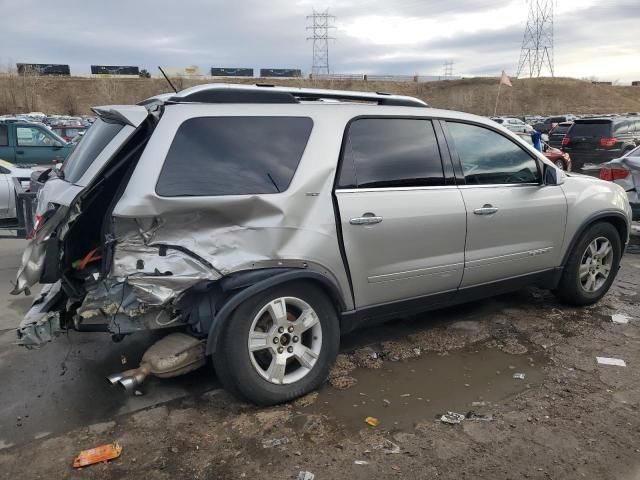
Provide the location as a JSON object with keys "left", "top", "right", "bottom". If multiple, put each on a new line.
{"left": 259, "top": 68, "right": 302, "bottom": 78}
{"left": 91, "top": 65, "right": 140, "bottom": 76}
{"left": 211, "top": 68, "right": 254, "bottom": 77}
{"left": 16, "top": 63, "right": 70, "bottom": 76}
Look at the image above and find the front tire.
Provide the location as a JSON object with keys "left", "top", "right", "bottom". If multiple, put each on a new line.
{"left": 555, "top": 222, "right": 622, "bottom": 306}
{"left": 213, "top": 282, "right": 340, "bottom": 405}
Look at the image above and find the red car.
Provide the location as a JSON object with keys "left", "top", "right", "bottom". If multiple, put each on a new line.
{"left": 50, "top": 125, "right": 87, "bottom": 142}
{"left": 516, "top": 133, "right": 572, "bottom": 171}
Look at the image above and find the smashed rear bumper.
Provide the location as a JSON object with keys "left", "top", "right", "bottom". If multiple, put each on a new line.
{"left": 16, "top": 281, "right": 64, "bottom": 348}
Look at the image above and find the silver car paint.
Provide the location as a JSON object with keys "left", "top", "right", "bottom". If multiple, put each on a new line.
{"left": 605, "top": 151, "right": 640, "bottom": 209}
{"left": 13, "top": 98, "right": 632, "bottom": 346}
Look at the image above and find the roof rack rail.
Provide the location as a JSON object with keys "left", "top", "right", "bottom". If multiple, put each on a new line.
{"left": 165, "top": 83, "right": 428, "bottom": 108}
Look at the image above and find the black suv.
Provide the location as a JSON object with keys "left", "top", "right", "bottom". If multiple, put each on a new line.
{"left": 562, "top": 117, "right": 640, "bottom": 172}
{"left": 533, "top": 116, "right": 570, "bottom": 134}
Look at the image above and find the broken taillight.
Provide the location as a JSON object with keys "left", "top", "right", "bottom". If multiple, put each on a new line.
{"left": 27, "top": 215, "right": 44, "bottom": 240}
{"left": 599, "top": 166, "right": 629, "bottom": 181}
{"left": 561, "top": 136, "right": 570, "bottom": 146}
{"left": 599, "top": 137, "right": 617, "bottom": 148}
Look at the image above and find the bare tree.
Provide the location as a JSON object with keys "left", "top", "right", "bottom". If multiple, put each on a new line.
{"left": 20, "top": 65, "right": 40, "bottom": 112}
{"left": 0, "top": 61, "right": 21, "bottom": 114}
{"left": 97, "top": 78, "right": 121, "bottom": 104}
{"left": 63, "top": 92, "right": 80, "bottom": 115}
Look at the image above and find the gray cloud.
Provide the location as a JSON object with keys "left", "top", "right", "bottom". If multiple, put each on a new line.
{"left": 0, "top": 0, "right": 637, "bottom": 81}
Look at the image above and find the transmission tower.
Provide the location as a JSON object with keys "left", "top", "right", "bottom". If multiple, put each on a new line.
{"left": 443, "top": 61, "right": 454, "bottom": 78}
{"left": 516, "top": 0, "right": 554, "bottom": 78}
{"left": 306, "top": 9, "right": 335, "bottom": 75}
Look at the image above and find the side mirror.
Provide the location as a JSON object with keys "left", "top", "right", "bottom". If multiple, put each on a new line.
{"left": 543, "top": 164, "right": 565, "bottom": 186}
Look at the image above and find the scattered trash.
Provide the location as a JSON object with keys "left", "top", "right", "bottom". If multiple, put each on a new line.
{"left": 466, "top": 412, "right": 493, "bottom": 422}
{"left": 370, "top": 352, "right": 378, "bottom": 359}
{"left": 440, "top": 412, "right": 466, "bottom": 425}
{"left": 382, "top": 439, "right": 401, "bottom": 454}
{"left": 596, "top": 357, "right": 626, "bottom": 367}
{"left": 354, "top": 460, "right": 370, "bottom": 465}
{"left": 120, "top": 355, "right": 127, "bottom": 365}
{"left": 73, "top": 442, "right": 123, "bottom": 468}
{"left": 133, "top": 390, "right": 144, "bottom": 396}
{"left": 400, "top": 393, "right": 411, "bottom": 397}
{"left": 382, "top": 399, "right": 391, "bottom": 407}
{"left": 471, "top": 401, "right": 487, "bottom": 407}
{"left": 412, "top": 348, "right": 421, "bottom": 356}
{"left": 297, "top": 471, "right": 315, "bottom": 480}
{"left": 611, "top": 314, "right": 630, "bottom": 324}
{"left": 512, "top": 373, "right": 526, "bottom": 380}
{"left": 262, "top": 437, "right": 290, "bottom": 448}
{"left": 365, "top": 416, "right": 380, "bottom": 427}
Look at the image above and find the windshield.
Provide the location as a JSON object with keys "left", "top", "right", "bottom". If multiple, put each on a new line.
{"left": 61, "top": 118, "right": 124, "bottom": 183}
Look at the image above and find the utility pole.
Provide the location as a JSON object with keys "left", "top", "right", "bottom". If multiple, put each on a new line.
{"left": 517, "top": 0, "right": 554, "bottom": 78}
{"left": 443, "top": 61, "right": 454, "bottom": 79}
{"left": 306, "top": 9, "right": 336, "bottom": 76}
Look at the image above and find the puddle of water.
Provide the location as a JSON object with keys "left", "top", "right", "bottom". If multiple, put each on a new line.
{"left": 307, "top": 347, "right": 544, "bottom": 431}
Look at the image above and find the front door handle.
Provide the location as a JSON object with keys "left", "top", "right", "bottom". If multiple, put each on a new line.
{"left": 473, "top": 204, "right": 498, "bottom": 215}
{"left": 350, "top": 213, "right": 383, "bottom": 225}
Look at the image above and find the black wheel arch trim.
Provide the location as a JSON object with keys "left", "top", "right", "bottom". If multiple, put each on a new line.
{"left": 205, "top": 268, "right": 346, "bottom": 354}
{"left": 561, "top": 210, "right": 629, "bottom": 266}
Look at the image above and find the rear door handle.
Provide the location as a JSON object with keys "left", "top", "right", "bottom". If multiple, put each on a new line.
{"left": 473, "top": 204, "right": 498, "bottom": 215}
{"left": 350, "top": 213, "right": 383, "bottom": 225}
{"left": 15, "top": 150, "right": 24, "bottom": 155}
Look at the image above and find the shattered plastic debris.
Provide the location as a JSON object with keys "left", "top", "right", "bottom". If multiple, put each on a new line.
{"left": 596, "top": 357, "right": 626, "bottom": 367}
{"left": 354, "top": 460, "right": 370, "bottom": 465}
{"left": 262, "top": 437, "right": 290, "bottom": 448}
{"left": 73, "top": 442, "right": 122, "bottom": 468}
{"left": 382, "top": 439, "right": 401, "bottom": 454}
{"left": 512, "top": 373, "right": 526, "bottom": 380}
{"left": 297, "top": 471, "right": 315, "bottom": 480}
{"left": 440, "top": 412, "right": 466, "bottom": 425}
{"left": 471, "top": 401, "right": 487, "bottom": 407}
{"left": 611, "top": 314, "right": 630, "bottom": 324}
{"left": 365, "top": 416, "right": 380, "bottom": 427}
{"left": 466, "top": 412, "right": 493, "bottom": 422}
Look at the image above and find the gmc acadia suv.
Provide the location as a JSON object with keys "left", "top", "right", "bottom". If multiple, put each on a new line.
{"left": 13, "top": 84, "right": 632, "bottom": 405}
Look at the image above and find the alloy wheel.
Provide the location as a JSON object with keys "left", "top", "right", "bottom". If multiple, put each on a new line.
{"left": 579, "top": 236, "right": 613, "bottom": 292}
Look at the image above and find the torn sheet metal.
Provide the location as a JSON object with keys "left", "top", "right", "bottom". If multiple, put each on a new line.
{"left": 16, "top": 282, "right": 64, "bottom": 348}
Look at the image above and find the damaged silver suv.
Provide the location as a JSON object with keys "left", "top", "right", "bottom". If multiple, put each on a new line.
{"left": 14, "top": 84, "right": 632, "bottom": 405}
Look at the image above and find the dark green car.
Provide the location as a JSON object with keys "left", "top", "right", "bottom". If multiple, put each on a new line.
{"left": 0, "top": 121, "right": 73, "bottom": 165}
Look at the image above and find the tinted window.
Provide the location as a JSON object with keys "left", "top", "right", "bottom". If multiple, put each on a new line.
{"left": 570, "top": 121, "right": 612, "bottom": 137}
{"left": 156, "top": 117, "right": 313, "bottom": 197}
{"left": 448, "top": 122, "right": 540, "bottom": 185}
{"left": 0, "top": 125, "right": 7, "bottom": 146}
{"left": 338, "top": 118, "right": 444, "bottom": 189}
{"left": 62, "top": 119, "right": 124, "bottom": 183}
{"left": 551, "top": 124, "right": 571, "bottom": 135}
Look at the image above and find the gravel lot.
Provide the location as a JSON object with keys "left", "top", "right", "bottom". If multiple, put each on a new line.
{"left": 0, "top": 238, "right": 639, "bottom": 479}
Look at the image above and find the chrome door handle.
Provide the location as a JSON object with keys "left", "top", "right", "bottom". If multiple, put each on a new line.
{"left": 473, "top": 204, "right": 498, "bottom": 215}
{"left": 350, "top": 213, "right": 383, "bottom": 225}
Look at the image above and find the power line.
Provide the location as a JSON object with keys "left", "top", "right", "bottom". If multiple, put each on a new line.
{"left": 306, "top": 9, "right": 336, "bottom": 75}
{"left": 443, "top": 61, "right": 454, "bottom": 78}
{"left": 516, "top": 0, "right": 554, "bottom": 78}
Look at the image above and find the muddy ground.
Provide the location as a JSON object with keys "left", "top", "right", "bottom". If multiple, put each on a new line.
{"left": 1, "top": 249, "right": 640, "bottom": 479}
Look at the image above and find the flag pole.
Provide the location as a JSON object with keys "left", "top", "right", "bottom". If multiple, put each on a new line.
{"left": 493, "top": 82, "right": 502, "bottom": 117}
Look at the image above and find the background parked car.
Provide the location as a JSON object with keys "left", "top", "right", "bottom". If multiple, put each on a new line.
{"left": 0, "top": 159, "right": 33, "bottom": 224}
{"left": 0, "top": 120, "right": 72, "bottom": 165}
{"left": 548, "top": 121, "right": 573, "bottom": 148}
{"left": 562, "top": 116, "right": 640, "bottom": 172}
{"left": 51, "top": 125, "right": 87, "bottom": 142}
{"left": 491, "top": 117, "right": 534, "bottom": 133}
{"left": 599, "top": 144, "right": 640, "bottom": 220}
{"left": 516, "top": 132, "right": 572, "bottom": 170}
{"left": 533, "top": 115, "right": 570, "bottom": 134}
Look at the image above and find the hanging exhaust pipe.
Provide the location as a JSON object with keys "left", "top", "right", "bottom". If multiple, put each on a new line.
{"left": 107, "top": 332, "right": 206, "bottom": 394}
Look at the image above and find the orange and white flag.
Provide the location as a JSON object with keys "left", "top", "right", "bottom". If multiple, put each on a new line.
{"left": 500, "top": 70, "right": 513, "bottom": 87}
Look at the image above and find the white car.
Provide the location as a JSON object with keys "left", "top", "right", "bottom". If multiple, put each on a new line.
{"left": 0, "top": 159, "right": 34, "bottom": 220}
{"left": 491, "top": 117, "right": 534, "bottom": 134}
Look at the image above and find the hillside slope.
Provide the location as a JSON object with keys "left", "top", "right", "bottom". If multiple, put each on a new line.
{"left": 1, "top": 75, "right": 639, "bottom": 117}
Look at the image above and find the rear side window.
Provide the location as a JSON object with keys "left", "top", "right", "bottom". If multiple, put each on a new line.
{"left": 337, "top": 118, "right": 445, "bottom": 188}
{"left": 0, "top": 125, "right": 7, "bottom": 146}
{"left": 447, "top": 122, "right": 540, "bottom": 185}
{"left": 156, "top": 117, "right": 313, "bottom": 197}
{"left": 569, "top": 121, "right": 612, "bottom": 137}
{"left": 62, "top": 119, "right": 124, "bottom": 183}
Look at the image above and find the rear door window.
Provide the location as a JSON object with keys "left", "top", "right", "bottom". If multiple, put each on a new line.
{"left": 337, "top": 118, "right": 445, "bottom": 189}
{"left": 62, "top": 119, "right": 124, "bottom": 183}
{"left": 570, "top": 122, "right": 612, "bottom": 137}
{"left": 156, "top": 117, "right": 313, "bottom": 197}
{"left": 0, "top": 125, "right": 7, "bottom": 146}
{"left": 447, "top": 122, "right": 540, "bottom": 185}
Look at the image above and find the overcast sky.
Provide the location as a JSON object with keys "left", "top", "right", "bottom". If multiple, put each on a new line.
{"left": 1, "top": 0, "right": 638, "bottom": 82}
